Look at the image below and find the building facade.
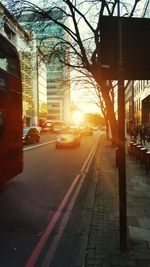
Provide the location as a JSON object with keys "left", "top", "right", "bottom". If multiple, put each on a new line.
{"left": 18, "top": 9, "right": 71, "bottom": 124}
{"left": 133, "top": 80, "right": 150, "bottom": 126}
{"left": 125, "top": 81, "right": 134, "bottom": 131}
{"left": 0, "top": 2, "right": 47, "bottom": 127}
{"left": 125, "top": 80, "right": 150, "bottom": 130}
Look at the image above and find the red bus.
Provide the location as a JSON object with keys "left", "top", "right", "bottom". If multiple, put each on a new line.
{"left": 0, "top": 33, "right": 23, "bottom": 185}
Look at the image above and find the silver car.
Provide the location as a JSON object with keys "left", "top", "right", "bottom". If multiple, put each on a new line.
{"left": 55, "top": 127, "right": 81, "bottom": 148}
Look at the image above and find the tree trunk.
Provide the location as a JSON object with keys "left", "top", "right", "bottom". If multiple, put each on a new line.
{"left": 104, "top": 94, "right": 118, "bottom": 147}
{"left": 90, "top": 68, "right": 118, "bottom": 147}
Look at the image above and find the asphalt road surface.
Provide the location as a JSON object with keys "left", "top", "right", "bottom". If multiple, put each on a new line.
{"left": 0, "top": 130, "right": 101, "bottom": 267}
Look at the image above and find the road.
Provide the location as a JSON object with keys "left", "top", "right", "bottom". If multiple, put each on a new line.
{"left": 0, "top": 131, "right": 101, "bottom": 267}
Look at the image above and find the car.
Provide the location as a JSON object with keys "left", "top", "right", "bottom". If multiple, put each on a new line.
{"left": 80, "top": 126, "right": 93, "bottom": 136}
{"left": 23, "top": 127, "right": 40, "bottom": 145}
{"left": 55, "top": 127, "right": 81, "bottom": 148}
{"left": 100, "top": 125, "right": 106, "bottom": 131}
{"left": 85, "top": 127, "right": 93, "bottom": 136}
{"left": 79, "top": 126, "right": 87, "bottom": 137}
{"left": 51, "top": 127, "right": 62, "bottom": 134}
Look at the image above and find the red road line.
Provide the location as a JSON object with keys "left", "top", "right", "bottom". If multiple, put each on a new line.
{"left": 25, "top": 138, "right": 100, "bottom": 267}
{"left": 25, "top": 173, "right": 80, "bottom": 267}
{"left": 41, "top": 167, "right": 86, "bottom": 267}
{"left": 41, "top": 140, "right": 99, "bottom": 267}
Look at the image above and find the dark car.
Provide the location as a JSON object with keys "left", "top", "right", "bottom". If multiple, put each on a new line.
{"left": 23, "top": 127, "right": 40, "bottom": 145}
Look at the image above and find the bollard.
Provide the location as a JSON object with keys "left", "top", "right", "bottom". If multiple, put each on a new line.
{"left": 136, "top": 145, "right": 142, "bottom": 162}
{"left": 140, "top": 148, "right": 148, "bottom": 168}
{"left": 146, "top": 151, "right": 150, "bottom": 174}
{"left": 132, "top": 143, "right": 137, "bottom": 159}
{"left": 129, "top": 142, "right": 134, "bottom": 157}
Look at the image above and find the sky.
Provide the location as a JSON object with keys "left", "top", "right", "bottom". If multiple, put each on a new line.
{"left": 2, "top": 0, "right": 149, "bottom": 114}
{"left": 33, "top": 0, "right": 150, "bottom": 113}
{"left": 69, "top": 0, "right": 150, "bottom": 114}
{"left": 70, "top": 73, "right": 101, "bottom": 114}
{"left": 1, "top": 0, "right": 102, "bottom": 113}
{"left": 71, "top": 91, "right": 100, "bottom": 114}
{"left": 74, "top": 100, "right": 100, "bottom": 114}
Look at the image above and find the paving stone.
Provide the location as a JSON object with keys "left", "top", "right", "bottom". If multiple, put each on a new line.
{"left": 78, "top": 136, "right": 150, "bottom": 267}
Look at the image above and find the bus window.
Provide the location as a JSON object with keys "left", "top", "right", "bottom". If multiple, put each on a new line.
{"left": 0, "top": 110, "right": 4, "bottom": 138}
{"left": 0, "top": 38, "right": 19, "bottom": 77}
{"left": 7, "top": 57, "right": 19, "bottom": 76}
{"left": 0, "top": 58, "right": 8, "bottom": 71}
{"left": 0, "top": 72, "right": 8, "bottom": 94}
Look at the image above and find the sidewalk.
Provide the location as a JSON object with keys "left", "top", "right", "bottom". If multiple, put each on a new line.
{"left": 75, "top": 134, "right": 150, "bottom": 267}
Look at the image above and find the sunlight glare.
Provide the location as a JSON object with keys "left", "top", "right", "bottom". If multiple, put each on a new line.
{"left": 72, "top": 111, "right": 84, "bottom": 125}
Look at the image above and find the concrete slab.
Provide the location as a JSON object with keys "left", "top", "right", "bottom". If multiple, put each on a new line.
{"left": 129, "top": 226, "right": 150, "bottom": 242}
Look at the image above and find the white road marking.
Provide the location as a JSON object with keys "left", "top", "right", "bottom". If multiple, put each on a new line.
{"left": 23, "top": 141, "right": 55, "bottom": 151}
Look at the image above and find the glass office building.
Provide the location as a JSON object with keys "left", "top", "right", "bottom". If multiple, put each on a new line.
{"left": 19, "top": 9, "right": 70, "bottom": 124}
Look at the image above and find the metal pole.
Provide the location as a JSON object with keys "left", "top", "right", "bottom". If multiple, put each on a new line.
{"left": 117, "top": 0, "right": 127, "bottom": 253}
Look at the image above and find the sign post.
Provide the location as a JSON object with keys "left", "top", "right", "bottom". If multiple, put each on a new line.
{"left": 100, "top": 10, "right": 150, "bottom": 254}
{"left": 117, "top": 1, "right": 127, "bottom": 253}
{"left": 118, "top": 77, "right": 127, "bottom": 253}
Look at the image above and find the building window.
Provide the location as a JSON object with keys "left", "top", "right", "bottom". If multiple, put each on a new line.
{"left": 47, "top": 115, "right": 60, "bottom": 120}
{"left": 4, "top": 24, "right": 16, "bottom": 42}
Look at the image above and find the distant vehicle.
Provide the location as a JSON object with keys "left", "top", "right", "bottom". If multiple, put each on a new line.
{"left": 79, "top": 126, "right": 86, "bottom": 136}
{"left": 23, "top": 127, "right": 40, "bottom": 145}
{"left": 52, "top": 127, "right": 62, "bottom": 134}
{"left": 100, "top": 125, "right": 106, "bottom": 131}
{"left": 84, "top": 127, "right": 93, "bottom": 136}
{"left": 80, "top": 126, "right": 93, "bottom": 136}
{"left": 92, "top": 126, "right": 99, "bottom": 131}
{"left": 55, "top": 127, "right": 81, "bottom": 148}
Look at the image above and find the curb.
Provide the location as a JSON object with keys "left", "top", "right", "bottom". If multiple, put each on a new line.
{"left": 69, "top": 135, "right": 104, "bottom": 267}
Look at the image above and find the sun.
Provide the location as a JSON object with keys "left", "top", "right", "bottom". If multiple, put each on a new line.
{"left": 72, "top": 111, "right": 84, "bottom": 125}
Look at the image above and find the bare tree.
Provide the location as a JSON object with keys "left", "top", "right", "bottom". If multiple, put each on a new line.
{"left": 71, "top": 70, "right": 117, "bottom": 139}
{"left": 3, "top": 0, "right": 144, "bottom": 145}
